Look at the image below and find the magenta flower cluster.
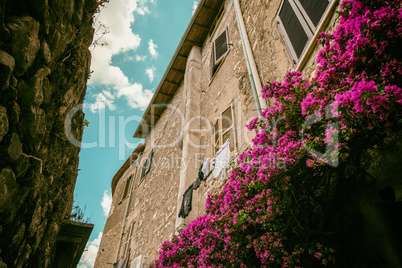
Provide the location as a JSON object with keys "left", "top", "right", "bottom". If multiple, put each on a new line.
{"left": 155, "top": 0, "right": 402, "bottom": 267}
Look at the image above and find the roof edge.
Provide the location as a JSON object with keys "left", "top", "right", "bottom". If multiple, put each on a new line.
{"left": 111, "top": 143, "right": 145, "bottom": 196}
{"left": 133, "top": 0, "right": 208, "bottom": 139}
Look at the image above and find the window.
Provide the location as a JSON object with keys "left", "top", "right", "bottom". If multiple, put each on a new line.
{"left": 141, "top": 150, "right": 153, "bottom": 179}
{"left": 277, "top": 0, "right": 331, "bottom": 63}
{"left": 211, "top": 29, "right": 229, "bottom": 77}
{"left": 122, "top": 175, "right": 133, "bottom": 200}
{"left": 123, "top": 221, "right": 135, "bottom": 256}
{"left": 214, "top": 104, "right": 237, "bottom": 155}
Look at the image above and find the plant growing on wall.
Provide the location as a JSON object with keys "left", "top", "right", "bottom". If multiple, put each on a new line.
{"left": 70, "top": 200, "right": 92, "bottom": 223}
{"left": 155, "top": 0, "right": 402, "bottom": 267}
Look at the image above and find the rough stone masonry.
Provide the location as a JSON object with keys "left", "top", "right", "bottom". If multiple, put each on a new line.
{"left": 0, "top": 0, "right": 97, "bottom": 266}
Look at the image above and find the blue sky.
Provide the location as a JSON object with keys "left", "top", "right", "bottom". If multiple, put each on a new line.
{"left": 76, "top": 1, "right": 199, "bottom": 267}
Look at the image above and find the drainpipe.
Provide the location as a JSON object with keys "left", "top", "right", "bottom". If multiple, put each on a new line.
{"left": 114, "top": 159, "right": 139, "bottom": 262}
{"left": 233, "top": 0, "right": 267, "bottom": 116}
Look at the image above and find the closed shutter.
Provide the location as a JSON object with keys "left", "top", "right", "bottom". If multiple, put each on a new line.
{"left": 221, "top": 105, "right": 236, "bottom": 152}
{"left": 141, "top": 150, "right": 153, "bottom": 178}
{"left": 277, "top": 0, "right": 330, "bottom": 63}
{"left": 214, "top": 120, "right": 220, "bottom": 153}
{"left": 210, "top": 43, "right": 215, "bottom": 78}
{"left": 296, "top": 0, "right": 329, "bottom": 28}
{"left": 145, "top": 150, "right": 153, "bottom": 174}
{"left": 122, "top": 175, "right": 132, "bottom": 200}
{"left": 214, "top": 30, "right": 229, "bottom": 65}
{"left": 278, "top": 0, "right": 310, "bottom": 59}
{"left": 141, "top": 160, "right": 146, "bottom": 178}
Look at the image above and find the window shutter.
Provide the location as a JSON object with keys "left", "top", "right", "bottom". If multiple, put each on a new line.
{"left": 129, "top": 222, "right": 134, "bottom": 237}
{"left": 214, "top": 121, "right": 220, "bottom": 154}
{"left": 296, "top": 0, "right": 329, "bottom": 28}
{"left": 145, "top": 150, "right": 153, "bottom": 174}
{"left": 123, "top": 243, "right": 128, "bottom": 257}
{"left": 122, "top": 175, "right": 132, "bottom": 200}
{"left": 221, "top": 107, "right": 232, "bottom": 132}
{"left": 277, "top": 0, "right": 331, "bottom": 63}
{"left": 141, "top": 165, "right": 146, "bottom": 179}
{"left": 214, "top": 30, "right": 229, "bottom": 65}
{"left": 278, "top": 0, "right": 310, "bottom": 59}
{"left": 141, "top": 150, "right": 153, "bottom": 178}
{"left": 210, "top": 43, "right": 215, "bottom": 78}
{"left": 124, "top": 222, "right": 134, "bottom": 256}
{"left": 221, "top": 106, "right": 236, "bottom": 152}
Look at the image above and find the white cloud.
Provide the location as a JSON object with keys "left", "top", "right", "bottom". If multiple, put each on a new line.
{"left": 137, "top": 6, "right": 150, "bottom": 15}
{"left": 148, "top": 39, "right": 158, "bottom": 60}
{"left": 117, "top": 83, "right": 154, "bottom": 110}
{"left": 145, "top": 66, "right": 156, "bottom": 83}
{"left": 135, "top": 55, "right": 147, "bottom": 61}
{"left": 192, "top": 1, "right": 199, "bottom": 15}
{"left": 88, "top": 0, "right": 155, "bottom": 113}
{"left": 137, "top": 0, "right": 153, "bottom": 14}
{"left": 123, "top": 54, "right": 147, "bottom": 62}
{"left": 90, "top": 91, "right": 116, "bottom": 113}
{"left": 101, "top": 190, "right": 112, "bottom": 216}
{"left": 78, "top": 232, "right": 102, "bottom": 268}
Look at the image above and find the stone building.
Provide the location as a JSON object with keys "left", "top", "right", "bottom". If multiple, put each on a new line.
{"left": 94, "top": 0, "right": 342, "bottom": 266}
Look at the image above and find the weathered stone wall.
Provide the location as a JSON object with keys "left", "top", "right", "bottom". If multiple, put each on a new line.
{"left": 239, "top": 0, "right": 294, "bottom": 84}
{"left": 128, "top": 84, "right": 184, "bottom": 262}
{"left": 0, "top": 0, "right": 97, "bottom": 266}
{"left": 95, "top": 85, "right": 185, "bottom": 267}
{"left": 194, "top": 0, "right": 259, "bottom": 217}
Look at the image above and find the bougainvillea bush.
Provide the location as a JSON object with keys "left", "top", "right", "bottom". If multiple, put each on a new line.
{"left": 155, "top": 0, "right": 402, "bottom": 267}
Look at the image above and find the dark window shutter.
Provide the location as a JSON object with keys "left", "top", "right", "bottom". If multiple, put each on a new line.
{"left": 141, "top": 150, "right": 153, "bottom": 178}
{"left": 214, "top": 30, "right": 229, "bottom": 64}
{"left": 145, "top": 150, "right": 153, "bottom": 174}
{"left": 210, "top": 43, "right": 215, "bottom": 77}
{"left": 279, "top": 0, "right": 309, "bottom": 59}
{"left": 298, "top": 0, "right": 329, "bottom": 27}
{"left": 122, "top": 175, "right": 132, "bottom": 199}
{"left": 141, "top": 164, "right": 146, "bottom": 179}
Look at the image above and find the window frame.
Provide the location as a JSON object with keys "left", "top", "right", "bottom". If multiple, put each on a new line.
{"left": 140, "top": 150, "right": 153, "bottom": 182}
{"left": 213, "top": 103, "right": 237, "bottom": 156}
{"left": 210, "top": 27, "right": 230, "bottom": 79}
{"left": 276, "top": 0, "right": 332, "bottom": 64}
{"left": 121, "top": 175, "right": 133, "bottom": 201}
{"left": 213, "top": 29, "right": 230, "bottom": 65}
{"left": 123, "top": 221, "right": 135, "bottom": 257}
{"left": 293, "top": 0, "right": 327, "bottom": 32}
